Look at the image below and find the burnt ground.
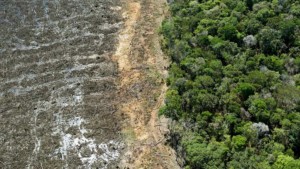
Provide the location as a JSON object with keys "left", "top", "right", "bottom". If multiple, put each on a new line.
{"left": 0, "top": 0, "right": 180, "bottom": 168}
{"left": 0, "top": 0, "right": 123, "bottom": 168}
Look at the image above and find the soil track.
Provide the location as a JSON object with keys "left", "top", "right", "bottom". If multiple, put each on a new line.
{"left": 114, "top": 0, "right": 180, "bottom": 168}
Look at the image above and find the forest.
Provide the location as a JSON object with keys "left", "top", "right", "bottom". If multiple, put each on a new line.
{"left": 160, "top": 0, "right": 300, "bottom": 168}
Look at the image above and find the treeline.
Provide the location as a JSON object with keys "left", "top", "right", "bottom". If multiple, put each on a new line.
{"left": 160, "top": 0, "right": 300, "bottom": 168}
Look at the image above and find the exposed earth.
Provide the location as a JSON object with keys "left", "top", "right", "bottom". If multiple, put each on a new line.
{"left": 0, "top": 0, "right": 179, "bottom": 168}
{"left": 115, "top": 0, "right": 180, "bottom": 168}
{"left": 0, "top": 0, "right": 123, "bottom": 168}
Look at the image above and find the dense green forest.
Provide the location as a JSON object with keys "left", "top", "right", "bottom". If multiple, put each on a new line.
{"left": 160, "top": 0, "right": 300, "bottom": 168}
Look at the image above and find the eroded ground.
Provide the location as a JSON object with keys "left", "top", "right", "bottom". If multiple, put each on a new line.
{"left": 0, "top": 0, "right": 123, "bottom": 168}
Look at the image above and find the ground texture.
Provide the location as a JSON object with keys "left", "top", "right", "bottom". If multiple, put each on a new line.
{"left": 0, "top": 0, "right": 123, "bottom": 168}
{"left": 0, "top": 0, "right": 179, "bottom": 168}
{"left": 116, "top": 0, "right": 180, "bottom": 168}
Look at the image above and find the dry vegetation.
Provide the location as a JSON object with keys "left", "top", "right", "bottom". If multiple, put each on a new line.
{"left": 0, "top": 0, "right": 179, "bottom": 168}
{"left": 0, "top": 0, "right": 123, "bottom": 168}
{"left": 115, "top": 0, "right": 179, "bottom": 168}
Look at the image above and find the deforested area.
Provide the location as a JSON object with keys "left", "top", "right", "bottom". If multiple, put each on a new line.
{"left": 161, "top": 0, "right": 300, "bottom": 168}
{"left": 0, "top": 0, "right": 123, "bottom": 168}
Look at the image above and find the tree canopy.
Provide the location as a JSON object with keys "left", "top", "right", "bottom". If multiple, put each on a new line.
{"left": 160, "top": 0, "right": 300, "bottom": 168}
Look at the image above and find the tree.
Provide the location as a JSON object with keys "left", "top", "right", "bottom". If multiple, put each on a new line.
{"left": 279, "top": 19, "right": 298, "bottom": 45}
{"left": 227, "top": 148, "right": 271, "bottom": 169}
{"left": 185, "top": 140, "right": 229, "bottom": 169}
{"left": 236, "top": 83, "right": 256, "bottom": 101}
{"left": 172, "top": 39, "right": 191, "bottom": 62}
{"left": 180, "top": 57, "right": 205, "bottom": 78}
{"left": 255, "top": 7, "right": 275, "bottom": 24}
{"left": 263, "top": 55, "right": 284, "bottom": 72}
{"left": 194, "top": 92, "right": 219, "bottom": 112}
{"left": 243, "top": 35, "right": 257, "bottom": 47}
{"left": 274, "top": 85, "right": 300, "bottom": 111}
{"left": 196, "top": 111, "right": 213, "bottom": 128}
{"left": 244, "top": 18, "right": 262, "bottom": 35}
{"left": 248, "top": 98, "right": 270, "bottom": 123}
{"left": 257, "top": 28, "right": 285, "bottom": 55}
{"left": 161, "top": 0, "right": 300, "bottom": 168}
{"left": 194, "top": 75, "right": 215, "bottom": 89}
{"left": 232, "top": 135, "right": 247, "bottom": 150}
{"left": 167, "top": 63, "right": 186, "bottom": 86}
{"left": 273, "top": 128, "right": 289, "bottom": 146}
{"left": 217, "top": 24, "right": 238, "bottom": 42}
{"left": 246, "top": 71, "right": 268, "bottom": 89}
{"left": 273, "top": 155, "right": 300, "bottom": 169}
{"left": 160, "top": 89, "right": 183, "bottom": 120}
{"left": 290, "top": 4, "right": 300, "bottom": 16}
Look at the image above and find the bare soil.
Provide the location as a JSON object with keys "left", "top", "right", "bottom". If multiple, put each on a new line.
{"left": 114, "top": 0, "right": 180, "bottom": 168}
{"left": 0, "top": 0, "right": 179, "bottom": 168}
{"left": 0, "top": 0, "right": 123, "bottom": 168}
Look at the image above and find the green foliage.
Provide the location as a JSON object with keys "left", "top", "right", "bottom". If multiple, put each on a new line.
{"left": 161, "top": 0, "right": 300, "bottom": 168}
{"left": 218, "top": 24, "right": 238, "bottom": 42}
{"left": 184, "top": 140, "right": 229, "bottom": 168}
{"left": 236, "top": 83, "right": 256, "bottom": 101}
{"left": 231, "top": 135, "right": 247, "bottom": 150}
{"left": 159, "top": 89, "right": 183, "bottom": 120}
{"left": 273, "top": 155, "right": 300, "bottom": 169}
{"left": 248, "top": 98, "right": 271, "bottom": 122}
{"left": 257, "top": 28, "right": 283, "bottom": 55}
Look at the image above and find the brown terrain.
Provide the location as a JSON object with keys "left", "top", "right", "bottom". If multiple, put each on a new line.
{"left": 1, "top": 0, "right": 124, "bottom": 168}
{"left": 0, "top": 0, "right": 179, "bottom": 168}
{"left": 115, "top": 0, "right": 180, "bottom": 168}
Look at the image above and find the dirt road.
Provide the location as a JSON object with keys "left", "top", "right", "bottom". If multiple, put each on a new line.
{"left": 114, "top": 0, "right": 180, "bottom": 168}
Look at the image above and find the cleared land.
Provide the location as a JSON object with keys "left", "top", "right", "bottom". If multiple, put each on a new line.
{"left": 0, "top": 0, "right": 123, "bottom": 168}
{"left": 0, "top": 0, "right": 179, "bottom": 168}
{"left": 116, "top": 0, "right": 179, "bottom": 168}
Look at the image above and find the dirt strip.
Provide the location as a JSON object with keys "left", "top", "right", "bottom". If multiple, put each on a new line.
{"left": 113, "top": 0, "right": 181, "bottom": 168}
